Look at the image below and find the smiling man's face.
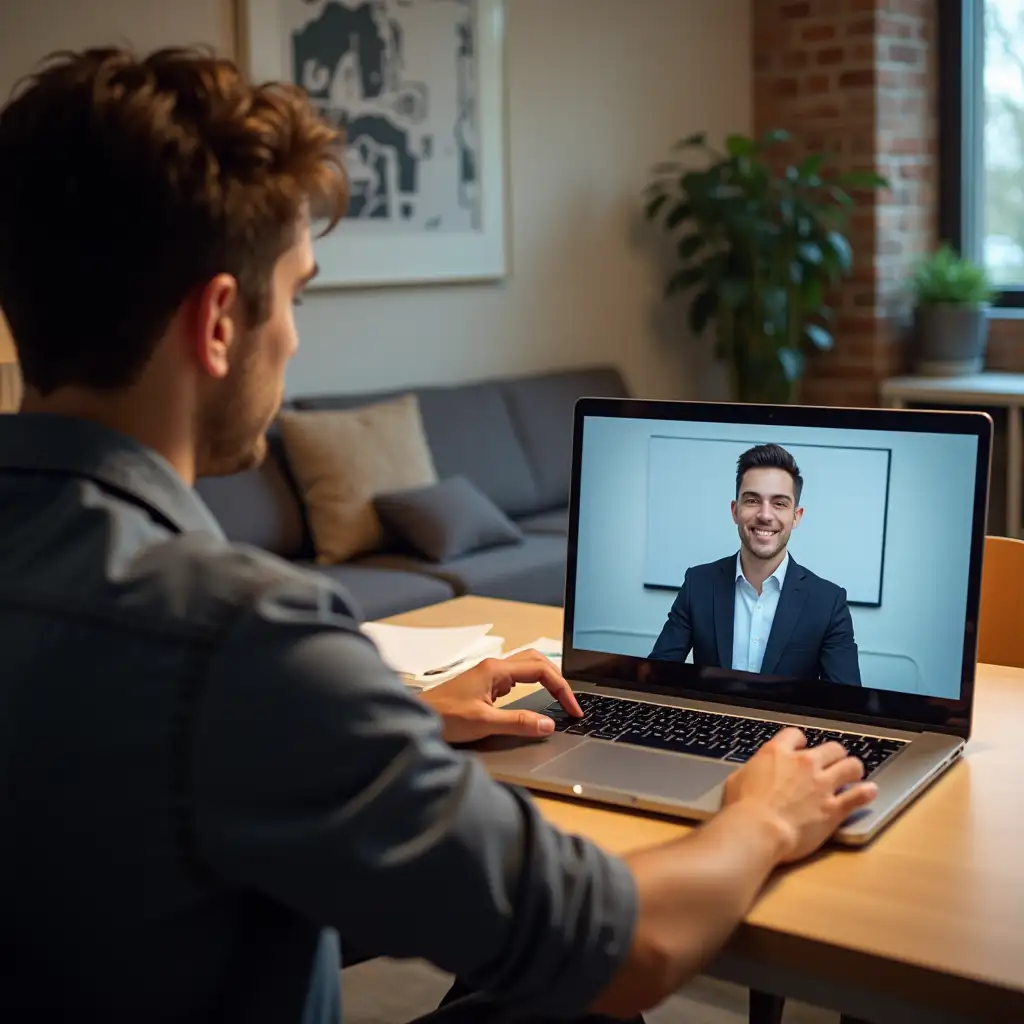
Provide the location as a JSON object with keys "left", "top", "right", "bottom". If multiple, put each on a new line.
{"left": 731, "top": 467, "right": 803, "bottom": 563}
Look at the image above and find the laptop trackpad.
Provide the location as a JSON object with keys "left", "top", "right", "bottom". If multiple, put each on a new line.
{"left": 534, "top": 742, "right": 736, "bottom": 803}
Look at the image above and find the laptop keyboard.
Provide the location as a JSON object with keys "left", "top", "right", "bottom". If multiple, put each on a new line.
{"left": 542, "top": 692, "right": 905, "bottom": 777}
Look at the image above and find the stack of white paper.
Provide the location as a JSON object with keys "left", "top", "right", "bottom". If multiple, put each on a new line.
{"left": 359, "top": 625, "right": 565, "bottom": 691}
{"left": 359, "top": 622, "right": 504, "bottom": 686}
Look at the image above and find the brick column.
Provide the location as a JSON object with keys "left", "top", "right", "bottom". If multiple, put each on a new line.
{"left": 753, "top": 0, "right": 937, "bottom": 406}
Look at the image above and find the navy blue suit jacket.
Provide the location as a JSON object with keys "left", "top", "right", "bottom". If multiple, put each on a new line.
{"left": 649, "top": 554, "right": 862, "bottom": 686}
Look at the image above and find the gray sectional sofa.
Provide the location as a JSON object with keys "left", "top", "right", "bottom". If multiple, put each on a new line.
{"left": 194, "top": 365, "right": 629, "bottom": 620}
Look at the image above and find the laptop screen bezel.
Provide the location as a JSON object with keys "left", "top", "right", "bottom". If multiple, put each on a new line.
{"left": 561, "top": 397, "right": 992, "bottom": 740}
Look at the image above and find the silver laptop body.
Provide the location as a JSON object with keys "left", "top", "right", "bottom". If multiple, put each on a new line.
{"left": 475, "top": 398, "right": 992, "bottom": 846}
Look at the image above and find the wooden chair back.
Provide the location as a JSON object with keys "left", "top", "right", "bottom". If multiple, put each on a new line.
{"left": 978, "top": 534, "right": 1024, "bottom": 669}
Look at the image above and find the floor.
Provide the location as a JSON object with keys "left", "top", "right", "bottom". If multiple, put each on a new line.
{"left": 340, "top": 958, "right": 836, "bottom": 1024}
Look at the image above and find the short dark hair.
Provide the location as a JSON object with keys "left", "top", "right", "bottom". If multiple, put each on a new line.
{"left": 0, "top": 46, "right": 348, "bottom": 394}
{"left": 736, "top": 443, "right": 803, "bottom": 504}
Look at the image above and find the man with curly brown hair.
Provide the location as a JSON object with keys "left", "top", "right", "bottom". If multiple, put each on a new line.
{"left": 0, "top": 47, "right": 875, "bottom": 1024}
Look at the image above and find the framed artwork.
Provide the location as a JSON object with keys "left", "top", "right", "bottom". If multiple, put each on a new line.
{"left": 237, "top": 0, "right": 508, "bottom": 289}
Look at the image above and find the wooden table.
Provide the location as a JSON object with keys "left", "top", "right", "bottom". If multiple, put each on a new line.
{"left": 384, "top": 596, "right": 1024, "bottom": 1024}
{"left": 880, "top": 372, "right": 1024, "bottom": 538}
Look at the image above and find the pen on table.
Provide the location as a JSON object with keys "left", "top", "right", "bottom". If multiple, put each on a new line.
{"left": 409, "top": 648, "right": 561, "bottom": 681}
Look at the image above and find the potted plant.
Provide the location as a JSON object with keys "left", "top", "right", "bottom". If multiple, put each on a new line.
{"left": 643, "top": 129, "right": 887, "bottom": 404}
{"left": 911, "top": 244, "right": 993, "bottom": 376}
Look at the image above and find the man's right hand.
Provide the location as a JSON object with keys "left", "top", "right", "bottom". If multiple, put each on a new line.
{"left": 590, "top": 728, "right": 880, "bottom": 1020}
{"left": 722, "top": 726, "right": 879, "bottom": 863}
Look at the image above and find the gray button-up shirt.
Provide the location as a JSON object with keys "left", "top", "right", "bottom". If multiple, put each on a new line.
{"left": 0, "top": 413, "right": 637, "bottom": 1022}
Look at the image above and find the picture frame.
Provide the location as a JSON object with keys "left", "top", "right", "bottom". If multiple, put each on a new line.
{"left": 236, "top": 0, "right": 508, "bottom": 290}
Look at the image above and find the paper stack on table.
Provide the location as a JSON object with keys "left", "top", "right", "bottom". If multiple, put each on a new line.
{"left": 359, "top": 621, "right": 504, "bottom": 689}
{"left": 359, "top": 623, "right": 565, "bottom": 690}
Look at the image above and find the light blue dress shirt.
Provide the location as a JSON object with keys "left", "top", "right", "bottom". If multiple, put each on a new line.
{"left": 732, "top": 551, "right": 789, "bottom": 673}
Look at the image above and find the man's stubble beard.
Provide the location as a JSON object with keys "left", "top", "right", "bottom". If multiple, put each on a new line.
{"left": 739, "top": 524, "right": 790, "bottom": 563}
{"left": 194, "top": 329, "right": 278, "bottom": 479}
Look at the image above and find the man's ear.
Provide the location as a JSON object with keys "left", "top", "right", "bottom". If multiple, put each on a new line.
{"left": 730, "top": 499, "right": 739, "bottom": 524}
{"left": 194, "top": 274, "right": 239, "bottom": 380}
{"left": 793, "top": 506, "right": 804, "bottom": 527}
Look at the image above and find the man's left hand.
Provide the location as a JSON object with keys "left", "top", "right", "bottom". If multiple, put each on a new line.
{"left": 420, "top": 650, "right": 582, "bottom": 744}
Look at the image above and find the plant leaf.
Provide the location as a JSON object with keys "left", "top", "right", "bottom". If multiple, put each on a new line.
{"left": 825, "top": 231, "right": 854, "bottom": 274}
{"left": 677, "top": 233, "right": 704, "bottom": 260}
{"left": 805, "top": 323, "right": 834, "bottom": 350}
{"left": 719, "top": 276, "right": 750, "bottom": 309}
{"left": 778, "top": 347, "right": 806, "bottom": 382}
{"left": 726, "top": 133, "right": 756, "bottom": 157}
{"left": 708, "top": 184, "right": 746, "bottom": 202}
{"left": 689, "top": 287, "right": 718, "bottom": 335}
{"left": 761, "top": 128, "right": 791, "bottom": 146}
{"left": 644, "top": 193, "right": 669, "bottom": 221}
{"left": 666, "top": 265, "right": 705, "bottom": 297}
{"left": 799, "top": 153, "right": 826, "bottom": 179}
{"left": 801, "top": 276, "right": 823, "bottom": 312}
{"left": 666, "top": 201, "right": 692, "bottom": 230}
{"left": 839, "top": 170, "right": 889, "bottom": 190}
{"left": 828, "top": 185, "right": 854, "bottom": 208}
{"left": 672, "top": 131, "right": 706, "bottom": 150}
{"left": 798, "top": 242, "right": 823, "bottom": 265}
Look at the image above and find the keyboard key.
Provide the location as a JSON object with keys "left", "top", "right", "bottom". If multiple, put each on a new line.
{"left": 540, "top": 706, "right": 578, "bottom": 731}
{"left": 589, "top": 728, "right": 624, "bottom": 741}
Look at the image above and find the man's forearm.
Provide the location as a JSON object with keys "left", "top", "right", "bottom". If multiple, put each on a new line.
{"left": 589, "top": 800, "right": 790, "bottom": 1018}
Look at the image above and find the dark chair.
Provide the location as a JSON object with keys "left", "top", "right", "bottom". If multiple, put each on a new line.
{"left": 749, "top": 989, "right": 871, "bottom": 1024}
{"left": 749, "top": 990, "right": 786, "bottom": 1024}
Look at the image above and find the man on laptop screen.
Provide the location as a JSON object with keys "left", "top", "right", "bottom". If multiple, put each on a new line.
{"left": 650, "top": 442, "right": 861, "bottom": 685}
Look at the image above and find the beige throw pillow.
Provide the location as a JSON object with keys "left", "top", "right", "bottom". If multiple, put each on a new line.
{"left": 277, "top": 394, "right": 438, "bottom": 564}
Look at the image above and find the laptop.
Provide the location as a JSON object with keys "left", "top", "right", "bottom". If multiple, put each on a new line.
{"left": 476, "top": 398, "right": 993, "bottom": 845}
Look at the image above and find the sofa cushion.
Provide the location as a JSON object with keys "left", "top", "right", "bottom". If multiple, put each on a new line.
{"left": 517, "top": 508, "right": 570, "bottom": 536}
{"left": 502, "top": 366, "right": 629, "bottom": 512}
{"left": 292, "top": 381, "right": 541, "bottom": 517}
{"left": 194, "top": 432, "right": 308, "bottom": 559}
{"left": 363, "top": 533, "right": 567, "bottom": 607}
{"left": 374, "top": 475, "right": 524, "bottom": 562}
{"left": 302, "top": 562, "right": 456, "bottom": 621}
{"left": 278, "top": 395, "right": 438, "bottom": 564}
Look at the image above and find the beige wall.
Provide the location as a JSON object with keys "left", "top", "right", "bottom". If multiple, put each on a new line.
{"left": 0, "top": 0, "right": 751, "bottom": 401}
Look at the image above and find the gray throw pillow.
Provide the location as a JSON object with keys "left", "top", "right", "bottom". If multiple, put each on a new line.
{"left": 373, "top": 475, "right": 524, "bottom": 562}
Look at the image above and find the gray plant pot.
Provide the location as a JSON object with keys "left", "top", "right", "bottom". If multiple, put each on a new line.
{"left": 915, "top": 304, "right": 990, "bottom": 377}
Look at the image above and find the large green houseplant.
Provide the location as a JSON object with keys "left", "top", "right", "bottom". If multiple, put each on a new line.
{"left": 644, "top": 129, "right": 888, "bottom": 403}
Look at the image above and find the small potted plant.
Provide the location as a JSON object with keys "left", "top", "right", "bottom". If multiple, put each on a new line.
{"left": 911, "top": 244, "right": 993, "bottom": 376}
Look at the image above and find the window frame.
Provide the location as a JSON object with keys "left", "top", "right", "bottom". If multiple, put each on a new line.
{"left": 938, "top": 0, "right": 1024, "bottom": 308}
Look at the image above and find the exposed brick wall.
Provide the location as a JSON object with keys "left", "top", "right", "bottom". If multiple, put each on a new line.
{"left": 987, "top": 317, "right": 1024, "bottom": 372}
{"left": 753, "top": 0, "right": 937, "bottom": 407}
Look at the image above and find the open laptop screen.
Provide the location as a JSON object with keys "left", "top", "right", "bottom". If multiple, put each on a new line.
{"left": 563, "top": 400, "right": 992, "bottom": 736}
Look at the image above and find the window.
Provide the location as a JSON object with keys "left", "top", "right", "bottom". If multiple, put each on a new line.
{"left": 940, "top": 0, "right": 1024, "bottom": 305}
